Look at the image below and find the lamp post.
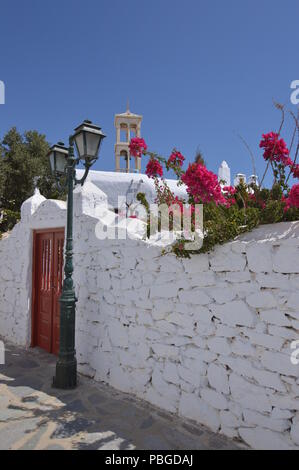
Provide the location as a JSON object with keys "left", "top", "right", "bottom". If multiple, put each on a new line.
{"left": 48, "top": 120, "right": 106, "bottom": 389}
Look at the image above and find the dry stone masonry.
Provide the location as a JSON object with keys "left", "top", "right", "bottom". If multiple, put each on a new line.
{"left": 0, "top": 182, "right": 299, "bottom": 449}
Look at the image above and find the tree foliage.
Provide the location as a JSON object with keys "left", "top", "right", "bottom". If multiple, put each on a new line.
{"left": 0, "top": 127, "right": 60, "bottom": 233}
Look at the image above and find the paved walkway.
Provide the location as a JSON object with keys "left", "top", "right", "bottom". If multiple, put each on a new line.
{"left": 0, "top": 341, "right": 242, "bottom": 450}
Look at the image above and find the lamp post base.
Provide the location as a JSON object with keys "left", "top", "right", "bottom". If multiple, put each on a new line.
{"left": 53, "top": 358, "right": 77, "bottom": 389}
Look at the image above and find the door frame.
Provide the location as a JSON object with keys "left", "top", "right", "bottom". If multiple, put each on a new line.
{"left": 31, "top": 227, "right": 65, "bottom": 350}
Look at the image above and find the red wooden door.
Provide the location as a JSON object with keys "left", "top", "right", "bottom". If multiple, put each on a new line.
{"left": 52, "top": 232, "right": 64, "bottom": 355}
{"left": 32, "top": 229, "right": 65, "bottom": 354}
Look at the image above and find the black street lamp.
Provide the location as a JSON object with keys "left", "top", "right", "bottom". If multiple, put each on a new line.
{"left": 48, "top": 120, "right": 106, "bottom": 389}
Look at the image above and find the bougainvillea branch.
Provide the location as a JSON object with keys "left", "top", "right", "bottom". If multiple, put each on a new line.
{"left": 129, "top": 120, "right": 299, "bottom": 256}
{"left": 236, "top": 132, "right": 257, "bottom": 180}
{"left": 286, "top": 109, "right": 299, "bottom": 184}
{"left": 260, "top": 102, "right": 285, "bottom": 188}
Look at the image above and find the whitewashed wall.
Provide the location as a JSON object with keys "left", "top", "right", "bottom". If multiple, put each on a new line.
{"left": 0, "top": 190, "right": 66, "bottom": 346}
{"left": 0, "top": 182, "right": 299, "bottom": 449}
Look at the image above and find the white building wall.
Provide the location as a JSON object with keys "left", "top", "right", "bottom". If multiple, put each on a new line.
{"left": 76, "top": 169, "right": 188, "bottom": 209}
{"left": 0, "top": 182, "right": 299, "bottom": 449}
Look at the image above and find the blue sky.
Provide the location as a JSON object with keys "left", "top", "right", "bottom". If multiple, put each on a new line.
{"left": 0, "top": 0, "right": 298, "bottom": 185}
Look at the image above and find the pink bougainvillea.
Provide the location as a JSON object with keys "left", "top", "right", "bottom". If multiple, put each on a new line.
{"left": 285, "top": 184, "right": 299, "bottom": 209}
{"left": 181, "top": 162, "right": 226, "bottom": 205}
{"left": 145, "top": 158, "right": 163, "bottom": 178}
{"left": 167, "top": 150, "right": 185, "bottom": 167}
{"left": 224, "top": 198, "right": 236, "bottom": 208}
{"left": 259, "top": 132, "right": 292, "bottom": 166}
{"left": 222, "top": 186, "right": 237, "bottom": 207}
{"left": 248, "top": 193, "right": 266, "bottom": 209}
{"left": 291, "top": 164, "right": 299, "bottom": 179}
{"left": 223, "top": 186, "right": 237, "bottom": 195}
{"left": 129, "top": 137, "right": 147, "bottom": 158}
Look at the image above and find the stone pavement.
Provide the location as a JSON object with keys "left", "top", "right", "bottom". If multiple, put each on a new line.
{"left": 0, "top": 341, "right": 243, "bottom": 450}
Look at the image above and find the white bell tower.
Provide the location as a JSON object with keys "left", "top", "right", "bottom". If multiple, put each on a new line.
{"left": 114, "top": 103, "right": 143, "bottom": 173}
{"left": 218, "top": 160, "right": 231, "bottom": 187}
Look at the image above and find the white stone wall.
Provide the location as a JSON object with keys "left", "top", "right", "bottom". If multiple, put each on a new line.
{"left": 1, "top": 182, "right": 299, "bottom": 449}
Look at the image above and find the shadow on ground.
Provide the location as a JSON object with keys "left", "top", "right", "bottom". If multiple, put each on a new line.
{"left": 0, "top": 341, "right": 243, "bottom": 450}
